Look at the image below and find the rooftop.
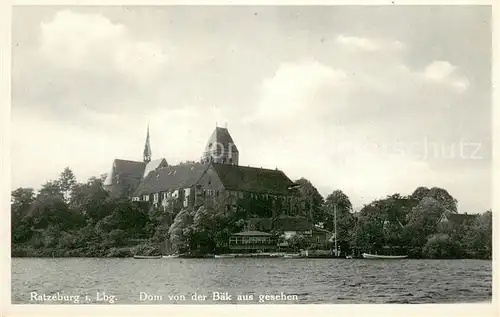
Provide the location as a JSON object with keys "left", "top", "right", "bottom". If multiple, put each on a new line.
{"left": 133, "top": 163, "right": 208, "bottom": 196}
{"left": 212, "top": 163, "right": 296, "bottom": 195}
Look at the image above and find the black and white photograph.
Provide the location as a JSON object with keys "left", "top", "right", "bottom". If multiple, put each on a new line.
{"left": 7, "top": 3, "right": 494, "bottom": 310}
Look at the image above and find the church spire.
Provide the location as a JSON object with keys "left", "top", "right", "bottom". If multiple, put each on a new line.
{"left": 143, "top": 125, "right": 152, "bottom": 164}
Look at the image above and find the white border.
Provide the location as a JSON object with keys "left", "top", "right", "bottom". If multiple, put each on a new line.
{"left": 1, "top": 1, "right": 497, "bottom": 317}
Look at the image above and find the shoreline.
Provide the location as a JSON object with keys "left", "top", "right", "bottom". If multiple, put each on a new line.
{"left": 11, "top": 255, "right": 493, "bottom": 260}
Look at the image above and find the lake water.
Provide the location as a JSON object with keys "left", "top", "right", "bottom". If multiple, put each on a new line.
{"left": 11, "top": 258, "right": 491, "bottom": 304}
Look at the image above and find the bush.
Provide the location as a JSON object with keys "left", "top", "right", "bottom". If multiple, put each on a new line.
{"left": 130, "top": 243, "right": 160, "bottom": 256}
{"left": 106, "top": 247, "right": 132, "bottom": 258}
{"left": 288, "top": 233, "right": 311, "bottom": 251}
{"left": 423, "top": 234, "right": 462, "bottom": 259}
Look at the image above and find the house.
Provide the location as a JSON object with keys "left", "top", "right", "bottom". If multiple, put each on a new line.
{"left": 437, "top": 211, "right": 479, "bottom": 231}
{"left": 228, "top": 231, "right": 277, "bottom": 253}
{"left": 311, "top": 227, "right": 334, "bottom": 245}
{"left": 275, "top": 216, "right": 312, "bottom": 240}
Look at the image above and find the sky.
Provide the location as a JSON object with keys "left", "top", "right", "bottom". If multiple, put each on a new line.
{"left": 11, "top": 6, "right": 491, "bottom": 212}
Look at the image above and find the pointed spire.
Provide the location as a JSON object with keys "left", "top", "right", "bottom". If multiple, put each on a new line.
{"left": 143, "top": 125, "right": 152, "bottom": 164}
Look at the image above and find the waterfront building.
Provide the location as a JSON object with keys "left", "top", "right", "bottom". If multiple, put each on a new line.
{"left": 228, "top": 231, "right": 277, "bottom": 253}
{"left": 103, "top": 125, "right": 308, "bottom": 227}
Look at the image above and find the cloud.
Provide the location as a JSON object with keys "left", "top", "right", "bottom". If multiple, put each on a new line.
{"left": 336, "top": 34, "right": 405, "bottom": 52}
{"left": 241, "top": 35, "right": 485, "bottom": 209}
{"left": 12, "top": 9, "right": 174, "bottom": 122}
{"left": 39, "top": 10, "right": 168, "bottom": 81}
{"left": 11, "top": 8, "right": 490, "bottom": 213}
{"left": 418, "top": 61, "right": 470, "bottom": 93}
{"left": 251, "top": 60, "right": 349, "bottom": 124}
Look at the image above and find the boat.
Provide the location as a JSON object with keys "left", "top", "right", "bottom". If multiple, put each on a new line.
{"left": 133, "top": 255, "right": 162, "bottom": 259}
{"left": 162, "top": 254, "right": 179, "bottom": 259}
{"left": 214, "top": 254, "right": 236, "bottom": 258}
{"left": 283, "top": 253, "right": 301, "bottom": 258}
{"left": 362, "top": 253, "right": 407, "bottom": 259}
{"left": 346, "top": 255, "right": 353, "bottom": 259}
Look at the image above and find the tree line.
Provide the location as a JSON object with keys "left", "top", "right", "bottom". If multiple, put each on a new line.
{"left": 295, "top": 178, "right": 491, "bottom": 259}
{"left": 11, "top": 168, "right": 492, "bottom": 259}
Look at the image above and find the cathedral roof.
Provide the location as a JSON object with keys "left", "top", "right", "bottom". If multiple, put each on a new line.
{"left": 103, "top": 159, "right": 146, "bottom": 186}
{"left": 133, "top": 163, "right": 208, "bottom": 196}
{"left": 203, "top": 127, "right": 239, "bottom": 154}
{"left": 212, "top": 163, "right": 295, "bottom": 196}
{"left": 143, "top": 158, "right": 168, "bottom": 178}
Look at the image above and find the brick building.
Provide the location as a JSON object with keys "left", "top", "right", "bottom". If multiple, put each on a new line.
{"left": 102, "top": 125, "right": 309, "bottom": 230}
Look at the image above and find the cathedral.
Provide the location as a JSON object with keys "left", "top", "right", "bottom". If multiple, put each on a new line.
{"left": 103, "top": 125, "right": 310, "bottom": 229}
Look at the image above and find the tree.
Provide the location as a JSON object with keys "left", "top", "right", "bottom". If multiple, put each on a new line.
{"left": 410, "top": 186, "right": 457, "bottom": 213}
{"left": 70, "top": 177, "right": 110, "bottom": 223}
{"left": 189, "top": 199, "right": 248, "bottom": 254}
{"left": 403, "top": 197, "right": 446, "bottom": 257}
{"left": 108, "top": 200, "right": 149, "bottom": 235}
{"left": 295, "top": 178, "right": 325, "bottom": 224}
{"left": 190, "top": 206, "right": 218, "bottom": 253}
{"left": 11, "top": 188, "right": 36, "bottom": 243}
{"left": 108, "top": 229, "right": 127, "bottom": 246}
{"left": 351, "top": 204, "right": 386, "bottom": 254}
{"left": 11, "top": 187, "right": 36, "bottom": 214}
{"left": 288, "top": 233, "right": 310, "bottom": 251}
{"left": 59, "top": 167, "right": 77, "bottom": 203}
{"left": 427, "top": 187, "right": 458, "bottom": 213}
{"left": 58, "top": 231, "right": 79, "bottom": 249}
{"left": 168, "top": 208, "right": 195, "bottom": 253}
{"left": 462, "top": 210, "right": 492, "bottom": 259}
{"left": 38, "top": 180, "right": 63, "bottom": 199}
{"left": 323, "top": 190, "right": 355, "bottom": 254}
{"left": 423, "top": 233, "right": 461, "bottom": 259}
{"left": 28, "top": 194, "right": 75, "bottom": 230}
{"left": 411, "top": 187, "right": 431, "bottom": 201}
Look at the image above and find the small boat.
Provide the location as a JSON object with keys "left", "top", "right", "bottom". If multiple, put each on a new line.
{"left": 133, "top": 255, "right": 162, "bottom": 259}
{"left": 362, "top": 253, "right": 407, "bottom": 259}
{"left": 214, "top": 254, "right": 236, "bottom": 258}
{"left": 283, "top": 253, "right": 301, "bottom": 258}
{"left": 346, "top": 255, "right": 353, "bottom": 259}
{"left": 162, "top": 254, "right": 179, "bottom": 259}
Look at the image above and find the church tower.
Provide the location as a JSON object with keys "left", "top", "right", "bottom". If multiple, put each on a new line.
{"left": 143, "top": 125, "right": 152, "bottom": 164}
{"left": 201, "top": 125, "right": 239, "bottom": 165}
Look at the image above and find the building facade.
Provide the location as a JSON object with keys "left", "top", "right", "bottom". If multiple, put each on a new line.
{"left": 103, "top": 125, "right": 308, "bottom": 225}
